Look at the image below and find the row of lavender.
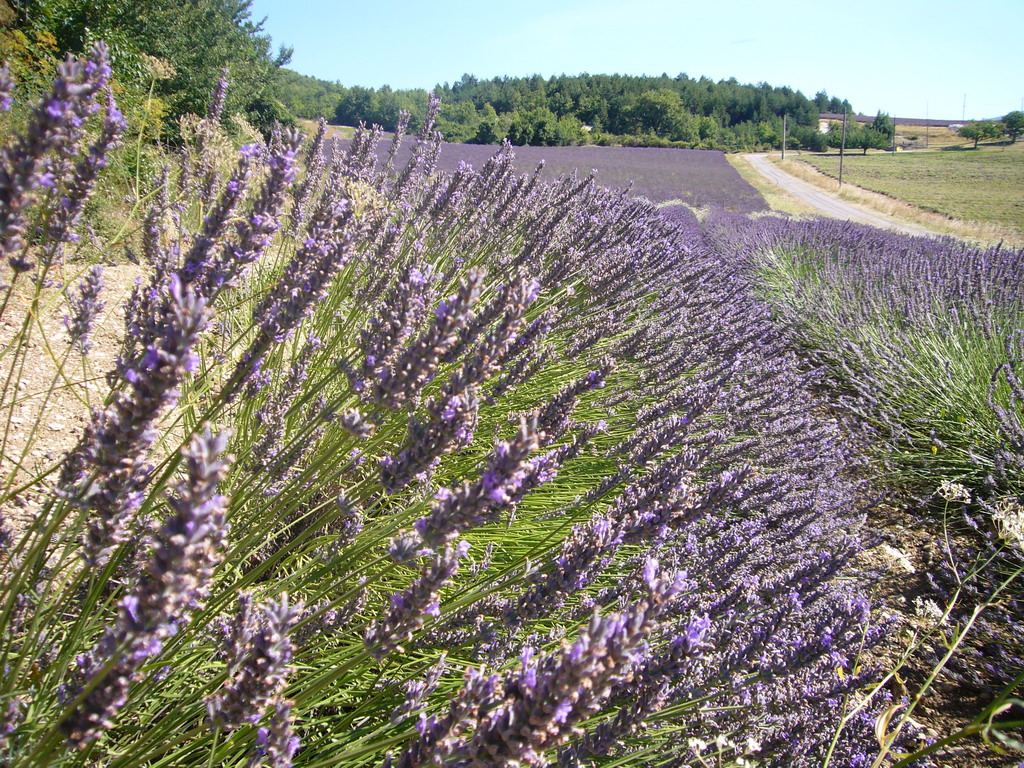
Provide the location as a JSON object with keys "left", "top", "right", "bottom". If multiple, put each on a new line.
{"left": 1, "top": 47, "right": 888, "bottom": 766}
{"left": 714, "top": 214, "right": 1023, "bottom": 528}
{"left": 706, "top": 211, "right": 1024, "bottom": 759}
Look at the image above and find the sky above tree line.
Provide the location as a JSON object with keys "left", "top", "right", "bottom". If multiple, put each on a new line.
{"left": 249, "top": 0, "right": 1023, "bottom": 121}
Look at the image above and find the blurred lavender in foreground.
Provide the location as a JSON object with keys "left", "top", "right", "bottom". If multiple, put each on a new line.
{"left": 65, "top": 265, "right": 104, "bottom": 354}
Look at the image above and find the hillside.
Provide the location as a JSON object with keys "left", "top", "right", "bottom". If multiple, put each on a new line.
{"left": 279, "top": 68, "right": 853, "bottom": 152}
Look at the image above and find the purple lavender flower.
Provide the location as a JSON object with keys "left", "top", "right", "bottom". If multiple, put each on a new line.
{"left": 352, "top": 261, "right": 436, "bottom": 393}
{"left": 372, "top": 269, "right": 484, "bottom": 409}
{"left": 288, "top": 118, "right": 329, "bottom": 237}
{"left": 0, "top": 43, "right": 110, "bottom": 272}
{"left": 389, "top": 653, "right": 448, "bottom": 725}
{"left": 198, "top": 130, "right": 302, "bottom": 293}
{"left": 364, "top": 541, "right": 470, "bottom": 658}
{"left": 207, "top": 69, "right": 229, "bottom": 122}
{"left": 246, "top": 699, "right": 300, "bottom": 768}
{"left": 0, "top": 63, "right": 13, "bottom": 112}
{"left": 64, "top": 265, "right": 104, "bottom": 354}
{"left": 0, "top": 696, "right": 23, "bottom": 752}
{"left": 182, "top": 148, "right": 258, "bottom": 283}
{"left": 398, "top": 560, "right": 683, "bottom": 766}
{"left": 40, "top": 89, "right": 125, "bottom": 266}
{"left": 207, "top": 593, "right": 302, "bottom": 730}
{"left": 236, "top": 191, "right": 361, "bottom": 382}
{"left": 61, "top": 428, "right": 231, "bottom": 747}
{"left": 63, "top": 274, "right": 213, "bottom": 565}
{"left": 380, "top": 387, "right": 480, "bottom": 492}
{"left": 413, "top": 417, "right": 540, "bottom": 547}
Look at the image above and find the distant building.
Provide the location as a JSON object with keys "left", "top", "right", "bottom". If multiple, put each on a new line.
{"left": 817, "top": 113, "right": 967, "bottom": 133}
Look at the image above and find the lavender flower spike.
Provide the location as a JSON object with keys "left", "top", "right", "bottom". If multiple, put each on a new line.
{"left": 198, "top": 130, "right": 302, "bottom": 293}
{"left": 0, "top": 43, "right": 110, "bottom": 271}
{"left": 364, "top": 541, "right": 470, "bottom": 659}
{"left": 61, "top": 427, "right": 232, "bottom": 747}
{"left": 413, "top": 416, "right": 541, "bottom": 547}
{"left": 0, "top": 63, "right": 13, "bottom": 112}
{"left": 64, "top": 274, "right": 213, "bottom": 566}
{"left": 207, "top": 593, "right": 303, "bottom": 731}
{"left": 65, "top": 265, "right": 104, "bottom": 354}
{"left": 463, "top": 560, "right": 683, "bottom": 765}
{"left": 207, "top": 68, "right": 229, "bottom": 122}
{"left": 373, "top": 269, "right": 484, "bottom": 410}
{"left": 394, "top": 560, "right": 684, "bottom": 767}
{"left": 42, "top": 89, "right": 126, "bottom": 265}
{"left": 246, "top": 699, "right": 300, "bottom": 768}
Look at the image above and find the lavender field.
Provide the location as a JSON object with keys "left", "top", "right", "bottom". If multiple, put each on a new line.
{"left": 0, "top": 50, "right": 1022, "bottom": 768}
{"left": 333, "top": 136, "right": 769, "bottom": 213}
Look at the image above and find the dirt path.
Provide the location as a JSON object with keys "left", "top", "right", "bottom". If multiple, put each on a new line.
{"left": 743, "top": 153, "right": 936, "bottom": 237}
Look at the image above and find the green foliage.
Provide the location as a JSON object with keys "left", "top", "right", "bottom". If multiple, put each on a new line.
{"left": 812, "top": 89, "right": 851, "bottom": 114}
{"left": 790, "top": 124, "right": 828, "bottom": 152}
{"left": 6, "top": 0, "right": 293, "bottom": 139}
{"left": 274, "top": 68, "right": 346, "bottom": 121}
{"left": 855, "top": 123, "right": 891, "bottom": 154}
{"left": 958, "top": 120, "right": 1004, "bottom": 149}
{"left": 311, "top": 71, "right": 852, "bottom": 152}
{"left": 870, "top": 111, "right": 894, "bottom": 141}
{"left": 1004, "top": 111, "right": 1024, "bottom": 143}
{"left": 754, "top": 244, "right": 1022, "bottom": 497}
{"left": 626, "top": 89, "right": 689, "bottom": 138}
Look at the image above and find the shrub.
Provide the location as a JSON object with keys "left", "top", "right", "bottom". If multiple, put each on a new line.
{"left": 0, "top": 46, "right": 891, "bottom": 766}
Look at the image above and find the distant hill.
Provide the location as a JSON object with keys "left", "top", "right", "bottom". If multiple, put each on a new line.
{"left": 276, "top": 69, "right": 854, "bottom": 153}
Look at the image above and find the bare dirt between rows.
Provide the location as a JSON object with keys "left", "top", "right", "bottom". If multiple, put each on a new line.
{"left": 858, "top": 500, "right": 1021, "bottom": 767}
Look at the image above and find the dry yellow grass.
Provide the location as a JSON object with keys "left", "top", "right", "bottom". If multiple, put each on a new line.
{"left": 725, "top": 154, "right": 822, "bottom": 218}
{"left": 894, "top": 122, "right": 965, "bottom": 148}
{"left": 296, "top": 118, "right": 355, "bottom": 140}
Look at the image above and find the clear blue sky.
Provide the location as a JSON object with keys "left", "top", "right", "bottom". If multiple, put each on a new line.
{"left": 248, "top": 0, "right": 1024, "bottom": 120}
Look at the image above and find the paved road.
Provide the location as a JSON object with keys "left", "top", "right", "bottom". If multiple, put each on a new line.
{"left": 743, "top": 154, "right": 934, "bottom": 237}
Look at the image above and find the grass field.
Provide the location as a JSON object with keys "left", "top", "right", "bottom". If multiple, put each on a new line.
{"left": 296, "top": 118, "right": 356, "bottom": 139}
{"left": 794, "top": 142, "right": 1024, "bottom": 233}
{"left": 894, "top": 122, "right": 964, "bottom": 148}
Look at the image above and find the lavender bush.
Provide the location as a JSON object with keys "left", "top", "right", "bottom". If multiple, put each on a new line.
{"left": 0, "top": 51, "right": 892, "bottom": 767}
{"left": 714, "top": 212, "right": 1024, "bottom": 763}
{"left": 718, "top": 214, "right": 1024, "bottom": 507}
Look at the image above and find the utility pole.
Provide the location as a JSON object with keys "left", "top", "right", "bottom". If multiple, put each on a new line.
{"left": 962, "top": 93, "right": 966, "bottom": 121}
{"left": 782, "top": 114, "right": 787, "bottom": 160}
{"left": 925, "top": 102, "right": 929, "bottom": 149}
{"left": 839, "top": 109, "right": 847, "bottom": 187}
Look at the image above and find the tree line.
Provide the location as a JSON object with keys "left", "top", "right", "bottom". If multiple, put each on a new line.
{"left": 294, "top": 71, "right": 854, "bottom": 152}
{"left": 957, "top": 112, "right": 1024, "bottom": 148}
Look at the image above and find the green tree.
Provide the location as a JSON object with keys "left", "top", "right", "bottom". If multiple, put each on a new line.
{"left": 335, "top": 86, "right": 375, "bottom": 127}
{"left": 958, "top": 120, "right": 1001, "bottom": 149}
{"left": 11, "top": 0, "right": 292, "bottom": 138}
{"left": 870, "top": 112, "right": 894, "bottom": 143}
{"left": 857, "top": 124, "right": 890, "bottom": 154}
{"left": 627, "top": 89, "right": 687, "bottom": 138}
{"left": 436, "top": 101, "right": 479, "bottom": 143}
{"left": 754, "top": 120, "right": 781, "bottom": 148}
{"left": 1002, "top": 111, "right": 1024, "bottom": 143}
